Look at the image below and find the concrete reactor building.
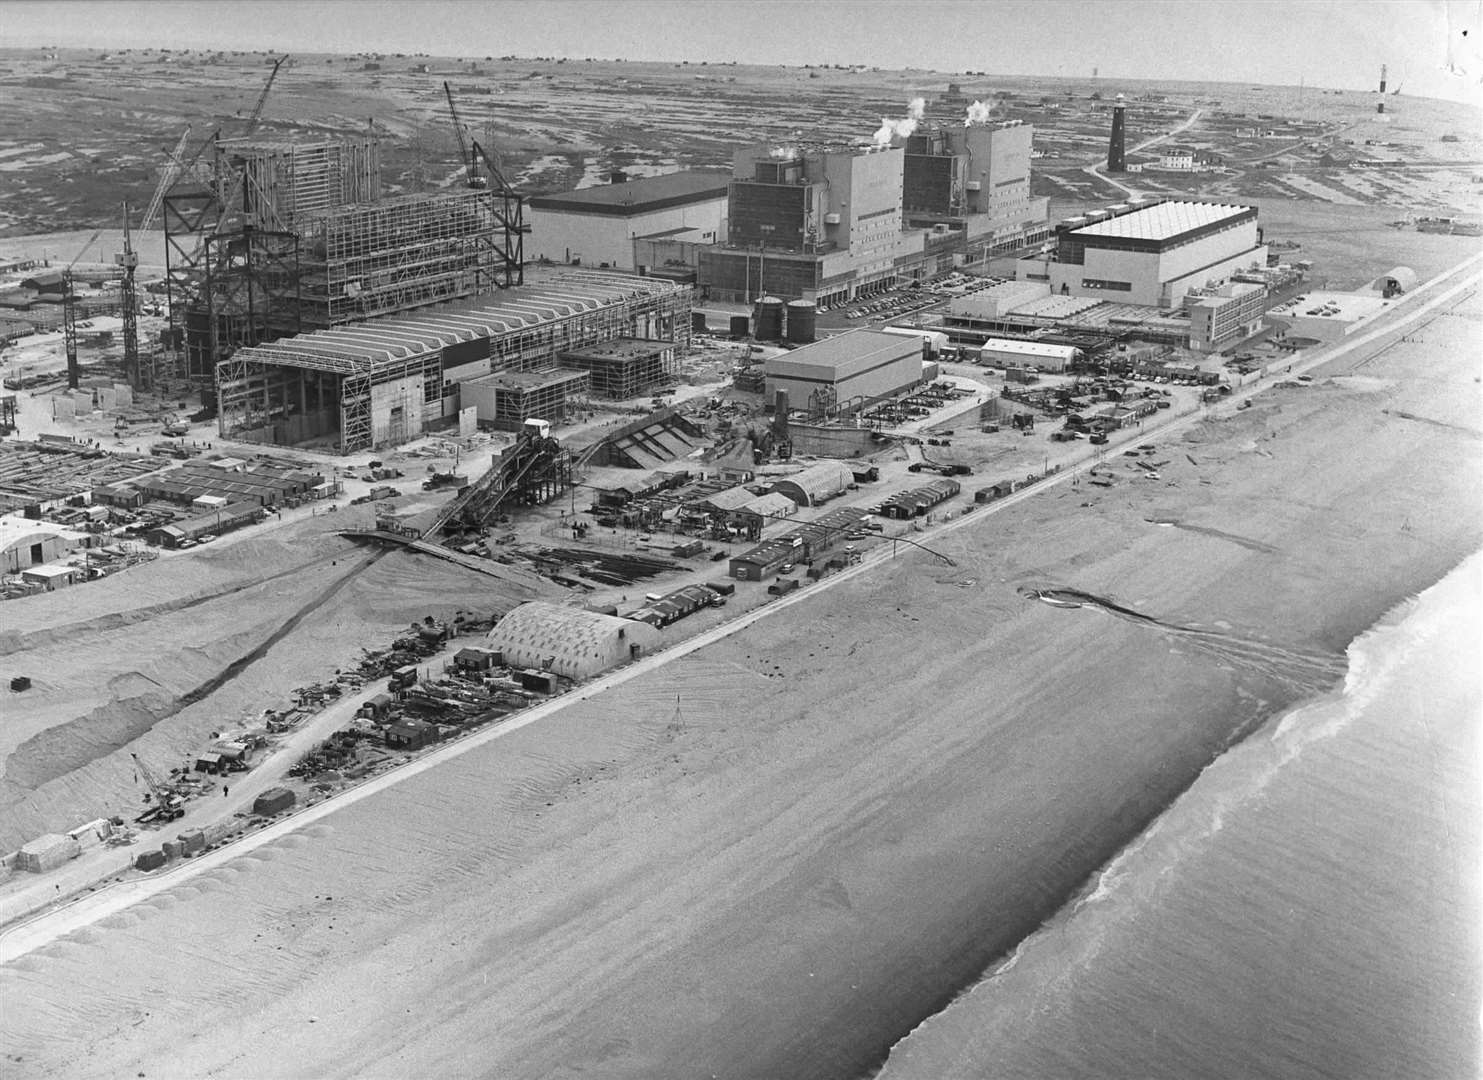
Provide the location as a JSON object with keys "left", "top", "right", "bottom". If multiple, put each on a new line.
{"left": 1014, "top": 198, "right": 1268, "bottom": 309}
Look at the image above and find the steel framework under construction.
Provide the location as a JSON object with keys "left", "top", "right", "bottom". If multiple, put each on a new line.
{"left": 163, "top": 135, "right": 525, "bottom": 387}
{"left": 216, "top": 272, "right": 692, "bottom": 455}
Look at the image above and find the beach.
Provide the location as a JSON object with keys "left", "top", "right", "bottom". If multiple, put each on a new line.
{"left": 1, "top": 278, "right": 1479, "bottom": 1078}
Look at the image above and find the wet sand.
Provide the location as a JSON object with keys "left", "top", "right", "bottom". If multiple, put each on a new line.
{"left": 1, "top": 283, "right": 1480, "bottom": 1078}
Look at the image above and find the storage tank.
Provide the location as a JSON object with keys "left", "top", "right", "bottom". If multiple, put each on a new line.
{"left": 755, "top": 297, "right": 785, "bottom": 341}
{"left": 729, "top": 314, "right": 751, "bottom": 338}
{"left": 785, "top": 300, "right": 816, "bottom": 344}
{"left": 691, "top": 311, "right": 708, "bottom": 333}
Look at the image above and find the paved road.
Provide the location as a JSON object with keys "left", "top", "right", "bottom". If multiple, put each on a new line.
{"left": 2, "top": 249, "right": 1477, "bottom": 963}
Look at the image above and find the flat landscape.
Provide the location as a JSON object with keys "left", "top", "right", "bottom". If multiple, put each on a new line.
{"left": 0, "top": 35, "right": 1480, "bottom": 1080}
{"left": 2, "top": 260, "right": 1479, "bottom": 1077}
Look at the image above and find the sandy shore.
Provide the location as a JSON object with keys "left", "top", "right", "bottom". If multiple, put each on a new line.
{"left": 1, "top": 275, "right": 1480, "bottom": 1077}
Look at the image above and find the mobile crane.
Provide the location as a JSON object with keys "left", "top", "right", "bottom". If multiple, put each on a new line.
{"left": 130, "top": 752, "right": 185, "bottom": 824}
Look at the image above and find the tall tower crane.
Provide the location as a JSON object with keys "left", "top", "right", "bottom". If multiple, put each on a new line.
{"left": 246, "top": 55, "right": 287, "bottom": 138}
{"left": 443, "top": 80, "right": 527, "bottom": 287}
{"left": 61, "top": 227, "right": 104, "bottom": 391}
{"left": 117, "top": 126, "right": 193, "bottom": 388}
{"left": 443, "top": 79, "right": 487, "bottom": 189}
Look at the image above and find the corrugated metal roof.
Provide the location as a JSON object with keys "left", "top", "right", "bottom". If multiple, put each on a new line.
{"left": 232, "top": 272, "right": 682, "bottom": 374}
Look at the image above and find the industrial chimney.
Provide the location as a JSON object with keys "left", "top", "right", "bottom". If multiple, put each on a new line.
{"left": 1106, "top": 94, "right": 1127, "bottom": 173}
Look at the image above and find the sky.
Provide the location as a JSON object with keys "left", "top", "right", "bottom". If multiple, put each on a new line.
{"left": 3, "top": 0, "right": 1480, "bottom": 104}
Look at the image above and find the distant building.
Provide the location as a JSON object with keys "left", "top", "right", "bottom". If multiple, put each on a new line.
{"left": 1015, "top": 198, "right": 1269, "bottom": 309}
{"left": 528, "top": 171, "right": 730, "bottom": 272}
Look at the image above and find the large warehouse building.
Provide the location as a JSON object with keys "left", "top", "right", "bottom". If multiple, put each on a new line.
{"left": 764, "top": 329, "right": 925, "bottom": 416}
{"left": 527, "top": 172, "right": 730, "bottom": 272}
{"left": 1015, "top": 198, "right": 1268, "bottom": 309}
{"left": 218, "top": 272, "right": 691, "bottom": 454}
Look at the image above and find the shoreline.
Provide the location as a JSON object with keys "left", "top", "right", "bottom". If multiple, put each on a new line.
{"left": 0, "top": 274, "right": 1479, "bottom": 1076}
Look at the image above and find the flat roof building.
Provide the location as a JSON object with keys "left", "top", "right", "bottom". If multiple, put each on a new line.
{"left": 764, "top": 329, "right": 924, "bottom": 417}
{"left": 1015, "top": 198, "right": 1268, "bottom": 310}
{"left": 559, "top": 337, "right": 675, "bottom": 399}
{"left": 528, "top": 171, "right": 730, "bottom": 272}
{"left": 978, "top": 338, "right": 1081, "bottom": 372}
{"left": 459, "top": 368, "right": 591, "bottom": 430}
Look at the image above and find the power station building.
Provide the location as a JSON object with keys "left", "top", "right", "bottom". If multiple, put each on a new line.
{"left": 1014, "top": 199, "right": 1268, "bottom": 309}
{"left": 527, "top": 171, "right": 730, "bottom": 273}
{"left": 763, "top": 329, "right": 925, "bottom": 416}
{"left": 217, "top": 272, "right": 691, "bottom": 454}
{"left": 901, "top": 120, "right": 1050, "bottom": 257}
{"left": 701, "top": 144, "right": 922, "bottom": 307}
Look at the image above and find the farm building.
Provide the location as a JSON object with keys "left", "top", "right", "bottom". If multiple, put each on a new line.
{"left": 768, "top": 461, "right": 854, "bottom": 507}
{"left": 217, "top": 272, "right": 691, "bottom": 455}
{"left": 486, "top": 601, "right": 661, "bottom": 681}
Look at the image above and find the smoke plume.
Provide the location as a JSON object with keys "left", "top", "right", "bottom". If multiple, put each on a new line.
{"left": 964, "top": 100, "right": 994, "bottom": 126}
{"left": 871, "top": 96, "right": 926, "bottom": 146}
{"left": 769, "top": 145, "right": 798, "bottom": 159}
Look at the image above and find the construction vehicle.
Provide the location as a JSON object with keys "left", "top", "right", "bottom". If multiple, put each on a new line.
{"left": 130, "top": 752, "right": 185, "bottom": 823}
{"left": 61, "top": 227, "right": 105, "bottom": 390}
{"left": 443, "top": 80, "right": 526, "bottom": 287}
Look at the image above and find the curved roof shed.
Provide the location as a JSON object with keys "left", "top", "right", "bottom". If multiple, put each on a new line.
{"left": 769, "top": 461, "right": 853, "bottom": 507}
{"left": 487, "top": 602, "right": 660, "bottom": 681}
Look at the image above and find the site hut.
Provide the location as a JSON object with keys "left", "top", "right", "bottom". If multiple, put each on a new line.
{"left": 764, "top": 330, "right": 926, "bottom": 419}
{"left": 880, "top": 478, "right": 962, "bottom": 519}
{"left": 485, "top": 601, "right": 662, "bottom": 682}
{"left": 977, "top": 338, "right": 1081, "bottom": 373}
{"left": 385, "top": 717, "right": 440, "bottom": 752}
{"left": 729, "top": 536, "right": 803, "bottom": 581}
{"left": 527, "top": 171, "right": 730, "bottom": 272}
{"left": 217, "top": 273, "right": 692, "bottom": 455}
{"left": 453, "top": 646, "right": 502, "bottom": 674}
{"left": 145, "top": 501, "right": 263, "bottom": 548}
{"left": 1015, "top": 199, "right": 1268, "bottom": 310}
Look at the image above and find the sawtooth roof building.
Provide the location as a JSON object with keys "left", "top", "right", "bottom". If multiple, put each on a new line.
{"left": 1014, "top": 197, "right": 1268, "bottom": 309}
{"left": 216, "top": 271, "right": 691, "bottom": 455}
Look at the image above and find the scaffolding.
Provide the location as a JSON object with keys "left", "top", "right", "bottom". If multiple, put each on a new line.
{"left": 216, "top": 274, "right": 693, "bottom": 455}
{"left": 463, "top": 369, "right": 590, "bottom": 430}
{"left": 559, "top": 337, "right": 676, "bottom": 399}
{"left": 164, "top": 133, "right": 528, "bottom": 391}
{"left": 294, "top": 192, "right": 500, "bottom": 329}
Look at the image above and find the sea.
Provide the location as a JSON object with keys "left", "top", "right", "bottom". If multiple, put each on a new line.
{"left": 880, "top": 550, "right": 1483, "bottom": 1080}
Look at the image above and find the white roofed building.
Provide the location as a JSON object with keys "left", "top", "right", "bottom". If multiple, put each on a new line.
{"left": 1015, "top": 198, "right": 1268, "bottom": 309}
{"left": 978, "top": 338, "right": 1081, "bottom": 372}
{"left": 486, "top": 602, "right": 661, "bottom": 681}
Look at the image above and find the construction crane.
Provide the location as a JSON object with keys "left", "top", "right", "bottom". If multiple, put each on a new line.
{"left": 443, "top": 80, "right": 487, "bottom": 189}
{"left": 117, "top": 126, "right": 192, "bottom": 388}
{"left": 130, "top": 752, "right": 185, "bottom": 823}
{"left": 61, "top": 227, "right": 105, "bottom": 391}
{"left": 246, "top": 55, "right": 287, "bottom": 138}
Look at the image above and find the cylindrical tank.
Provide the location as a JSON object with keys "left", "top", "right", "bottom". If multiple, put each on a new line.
{"left": 729, "top": 314, "right": 751, "bottom": 338}
{"left": 785, "top": 300, "right": 816, "bottom": 344}
{"left": 755, "top": 296, "right": 784, "bottom": 341}
{"left": 692, "top": 311, "right": 708, "bottom": 333}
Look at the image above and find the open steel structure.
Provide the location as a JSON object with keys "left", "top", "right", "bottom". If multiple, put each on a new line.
{"left": 216, "top": 272, "right": 691, "bottom": 455}
{"left": 163, "top": 135, "right": 526, "bottom": 387}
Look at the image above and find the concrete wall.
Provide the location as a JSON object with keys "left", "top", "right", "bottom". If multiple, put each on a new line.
{"left": 370, "top": 374, "right": 424, "bottom": 448}
{"left": 530, "top": 199, "right": 727, "bottom": 270}
{"left": 784, "top": 423, "right": 882, "bottom": 459}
